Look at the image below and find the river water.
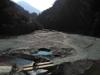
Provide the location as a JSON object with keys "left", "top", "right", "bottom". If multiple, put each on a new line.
{"left": 0, "top": 30, "right": 100, "bottom": 71}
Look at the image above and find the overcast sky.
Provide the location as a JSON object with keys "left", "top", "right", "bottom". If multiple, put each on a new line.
{"left": 11, "top": 0, "right": 56, "bottom": 11}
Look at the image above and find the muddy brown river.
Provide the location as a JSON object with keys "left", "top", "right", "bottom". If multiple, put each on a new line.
{"left": 0, "top": 30, "right": 100, "bottom": 75}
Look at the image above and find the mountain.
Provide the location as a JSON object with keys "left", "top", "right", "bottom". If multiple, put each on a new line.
{"left": 17, "top": 1, "right": 40, "bottom": 14}
{"left": 0, "top": 0, "right": 41, "bottom": 36}
{"left": 37, "top": 0, "right": 100, "bottom": 37}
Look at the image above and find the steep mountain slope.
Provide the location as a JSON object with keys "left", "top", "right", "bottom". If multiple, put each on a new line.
{"left": 0, "top": 0, "right": 41, "bottom": 36}
{"left": 37, "top": 0, "right": 100, "bottom": 37}
{"left": 17, "top": 1, "right": 40, "bottom": 13}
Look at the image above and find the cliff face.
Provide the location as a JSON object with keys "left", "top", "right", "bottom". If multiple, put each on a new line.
{"left": 37, "top": 0, "right": 100, "bottom": 37}
{"left": 0, "top": 0, "right": 41, "bottom": 36}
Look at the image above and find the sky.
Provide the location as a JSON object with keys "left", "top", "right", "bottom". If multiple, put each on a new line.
{"left": 11, "top": 0, "right": 56, "bottom": 11}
